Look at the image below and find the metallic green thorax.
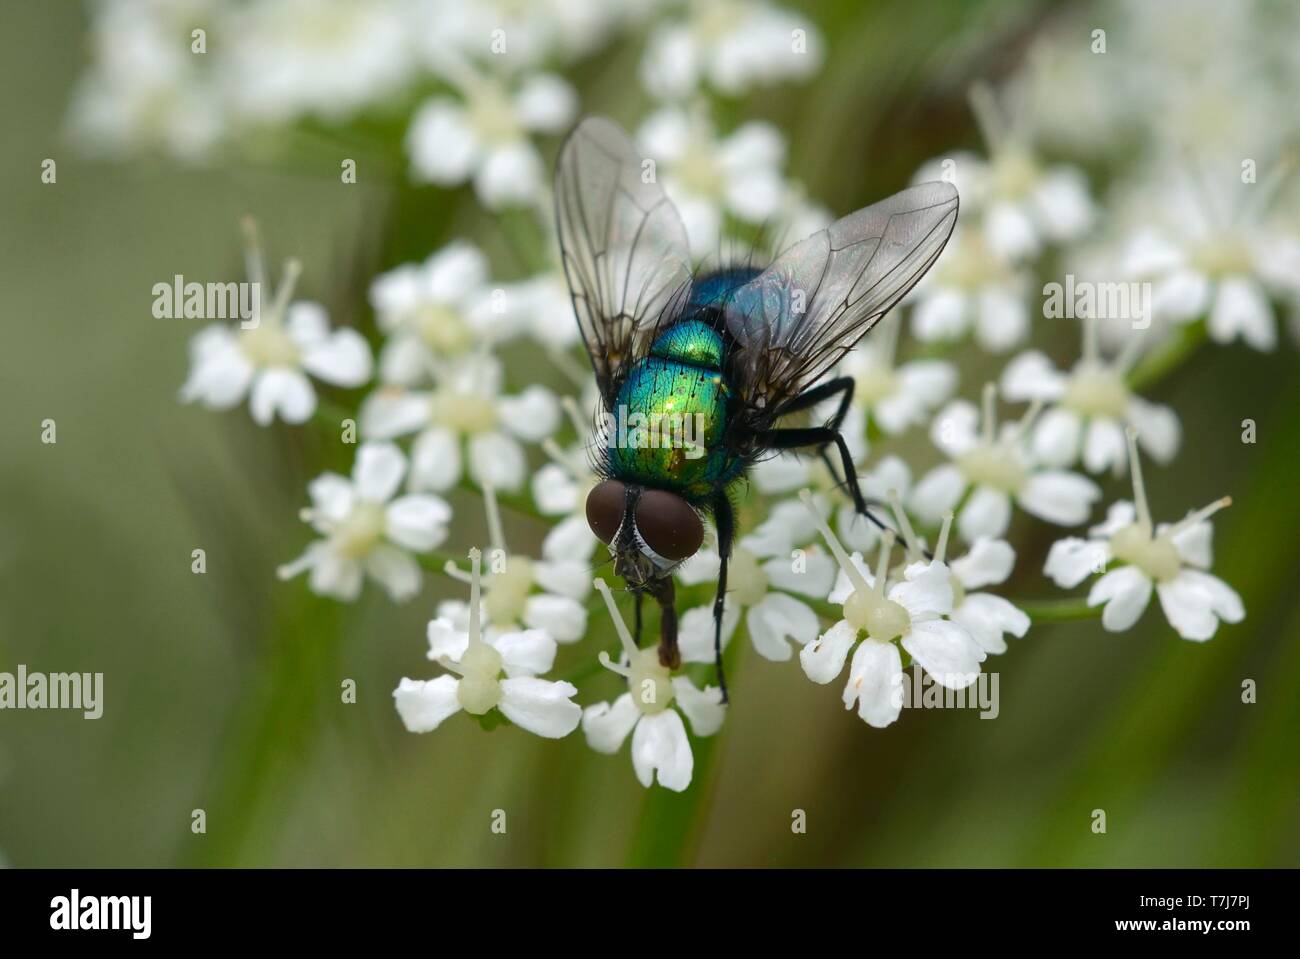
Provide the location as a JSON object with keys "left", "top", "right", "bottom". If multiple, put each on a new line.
{"left": 611, "top": 321, "right": 742, "bottom": 500}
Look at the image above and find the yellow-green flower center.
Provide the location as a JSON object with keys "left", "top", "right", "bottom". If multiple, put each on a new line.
{"left": 1061, "top": 363, "right": 1130, "bottom": 419}
{"left": 1109, "top": 523, "right": 1182, "bottom": 582}
{"left": 333, "top": 501, "right": 386, "bottom": 559}
{"left": 456, "top": 641, "right": 504, "bottom": 714}
{"left": 627, "top": 648, "right": 674, "bottom": 715}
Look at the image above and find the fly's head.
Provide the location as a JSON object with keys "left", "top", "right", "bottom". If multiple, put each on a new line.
{"left": 585, "top": 479, "right": 703, "bottom": 593}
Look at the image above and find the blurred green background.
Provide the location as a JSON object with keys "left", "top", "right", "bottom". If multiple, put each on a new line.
{"left": 1, "top": 0, "right": 1297, "bottom": 868}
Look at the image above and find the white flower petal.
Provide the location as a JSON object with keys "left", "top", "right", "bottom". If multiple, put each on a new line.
{"left": 498, "top": 385, "right": 560, "bottom": 442}
{"left": 393, "top": 675, "right": 461, "bottom": 733}
{"left": 406, "top": 98, "right": 478, "bottom": 185}
{"left": 491, "top": 628, "right": 557, "bottom": 677}
{"left": 1031, "top": 407, "right": 1083, "bottom": 468}
{"left": 889, "top": 560, "right": 954, "bottom": 620}
{"left": 1208, "top": 275, "right": 1275, "bottom": 351}
{"left": 360, "top": 388, "right": 431, "bottom": 439}
{"left": 250, "top": 368, "right": 316, "bottom": 425}
{"left": 1082, "top": 417, "right": 1127, "bottom": 474}
{"left": 582, "top": 693, "right": 640, "bottom": 753}
{"left": 631, "top": 709, "right": 693, "bottom": 792}
{"left": 350, "top": 443, "right": 405, "bottom": 504}
{"left": 1087, "top": 565, "right": 1154, "bottom": 632}
{"left": 799, "top": 620, "right": 858, "bottom": 685}
{"left": 499, "top": 677, "right": 581, "bottom": 738}
{"left": 672, "top": 677, "right": 726, "bottom": 737}
{"left": 468, "top": 431, "right": 526, "bottom": 492}
{"left": 1127, "top": 398, "right": 1181, "bottom": 464}
{"left": 951, "top": 538, "right": 1016, "bottom": 589}
{"left": 301, "top": 328, "right": 373, "bottom": 387}
{"left": 1017, "top": 470, "right": 1100, "bottom": 527}
{"left": 523, "top": 594, "right": 586, "bottom": 643}
{"left": 909, "top": 464, "right": 967, "bottom": 525}
{"left": 746, "top": 593, "right": 819, "bottom": 661}
{"left": 901, "top": 619, "right": 984, "bottom": 689}
{"left": 958, "top": 485, "right": 1013, "bottom": 541}
{"left": 384, "top": 495, "right": 451, "bottom": 552}
{"left": 409, "top": 426, "right": 462, "bottom": 492}
{"left": 1043, "top": 536, "right": 1108, "bottom": 588}
{"left": 842, "top": 639, "right": 904, "bottom": 728}
{"left": 1156, "top": 569, "right": 1244, "bottom": 641}
{"left": 1001, "top": 350, "right": 1066, "bottom": 401}
{"left": 678, "top": 601, "right": 739, "bottom": 664}
{"left": 364, "top": 543, "right": 422, "bottom": 602}
{"left": 952, "top": 593, "right": 1029, "bottom": 655}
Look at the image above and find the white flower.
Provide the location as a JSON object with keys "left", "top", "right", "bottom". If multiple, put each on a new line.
{"left": 840, "top": 314, "right": 957, "bottom": 436}
{"left": 582, "top": 581, "right": 726, "bottom": 791}
{"left": 180, "top": 222, "right": 373, "bottom": 425}
{"left": 409, "top": 0, "right": 627, "bottom": 74}
{"left": 224, "top": 0, "right": 414, "bottom": 127}
{"left": 637, "top": 106, "right": 788, "bottom": 257}
{"left": 1121, "top": 170, "right": 1300, "bottom": 351}
{"left": 1000, "top": 318, "right": 1181, "bottom": 475}
{"left": 359, "top": 353, "right": 559, "bottom": 494}
{"left": 639, "top": 0, "right": 823, "bottom": 100}
{"left": 531, "top": 394, "right": 602, "bottom": 564}
{"left": 368, "top": 241, "right": 502, "bottom": 386}
{"left": 934, "top": 537, "right": 1029, "bottom": 657}
{"left": 906, "top": 223, "right": 1033, "bottom": 353}
{"left": 955, "top": 84, "right": 1096, "bottom": 261}
{"left": 278, "top": 442, "right": 451, "bottom": 602}
{"left": 1044, "top": 430, "right": 1243, "bottom": 641}
{"left": 675, "top": 499, "right": 837, "bottom": 663}
{"left": 394, "top": 549, "right": 582, "bottom": 738}
{"left": 435, "top": 485, "right": 589, "bottom": 644}
{"left": 67, "top": 0, "right": 225, "bottom": 160}
{"left": 834, "top": 491, "right": 1029, "bottom": 657}
{"left": 910, "top": 385, "right": 1101, "bottom": 541}
{"left": 798, "top": 493, "right": 986, "bottom": 729}
{"left": 406, "top": 67, "right": 576, "bottom": 209}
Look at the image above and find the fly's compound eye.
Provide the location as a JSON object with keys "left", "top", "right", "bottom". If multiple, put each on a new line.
{"left": 633, "top": 490, "right": 704, "bottom": 562}
{"left": 585, "top": 479, "right": 627, "bottom": 544}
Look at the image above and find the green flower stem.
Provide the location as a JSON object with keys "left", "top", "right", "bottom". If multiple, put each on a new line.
{"left": 624, "top": 630, "right": 750, "bottom": 868}
{"left": 1126, "top": 318, "right": 1209, "bottom": 391}
{"left": 1014, "top": 597, "right": 1104, "bottom": 622}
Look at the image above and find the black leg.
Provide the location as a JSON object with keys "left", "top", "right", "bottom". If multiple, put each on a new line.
{"left": 634, "top": 591, "right": 644, "bottom": 648}
{"left": 758, "top": 425, "right": 890, "bottom": 536}
{"left": 711, "top": 490, "right": 735, "bottom": 703}
{"left": 771, "top": 376, "right": 857, "bottom": 490}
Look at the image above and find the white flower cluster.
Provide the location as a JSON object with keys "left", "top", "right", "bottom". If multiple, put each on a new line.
{"left": 147, "top": 0, "right": 1270, "bottom": 792}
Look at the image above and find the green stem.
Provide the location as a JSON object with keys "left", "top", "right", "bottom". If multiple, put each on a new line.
{"left": 1014, "top": 597, "right": 1103, "bottom": 622}
{"left": 624, "top": 631, "right": 749, "bottom": 868}
{"left": 1126, "top": 319, "right": 1209, "bottom": 391}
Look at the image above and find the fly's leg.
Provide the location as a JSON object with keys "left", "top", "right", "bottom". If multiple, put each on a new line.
{"left": 652, "top": 577, "right": 680, "bottom": 670}
{"left": 634, "top": 591, "right": 644, "bottom": 647}
{"left": 711, "top": 490, "right": 735, "bottom": 703}
{"left": 756, "top": 424, "right": 904, "bottom": 546}
{"left": 769, "top": 377, "right": 881, "bottom": 516}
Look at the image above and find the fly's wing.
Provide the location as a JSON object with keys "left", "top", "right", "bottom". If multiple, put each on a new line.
{"left": 723, "top": 181, "right": 958, "bottom": 414}
{"left": 554, "top": 117, "right": 694, "bottom": 403}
